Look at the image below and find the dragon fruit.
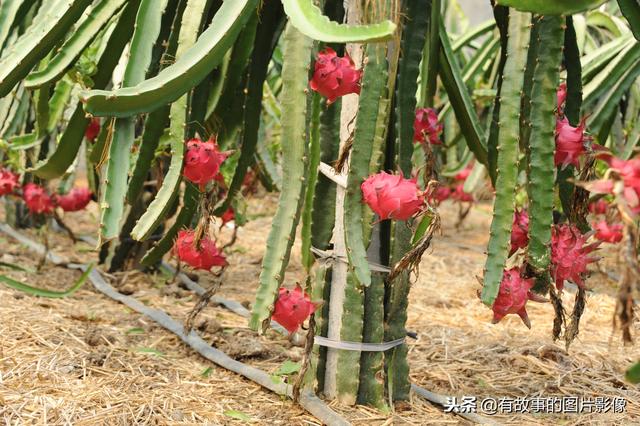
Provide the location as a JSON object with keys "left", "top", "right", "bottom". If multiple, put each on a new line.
{"left": 429, "top": 185, "right": 451, "bottom": 205}
{"left": 22, "top": 183, "right": 54, "bottom": 215}
{"left": 555, "top": 116, "right": 589, "bottom": 168}
{"left": 492, "top": 268, "right": 534, "bottom": 328}
{"left": 54, "top": 187, "right": 92, "bottom": 212}
{"left": 271, "top": 285, "right": 319, "bottom": 333}
{"left": 454, "top": 162, "right": 473, "bottom": 181}
{"left": 0, "top": 168, "right": 19, "bottom": 196}
{"left": 361, "top": 172, "right": 424, "bottom": 221}
{"left": 450, "top": 184, "right": 474, "bottom": 203}
{"left": 582, "top": 155, "right": 640, "bottom": 212}
{"left": 551, "top": 224, "right": 600, "bottom": 290}
{"left": 413, "top": 107, "right": 443, "bottom": 145}
{"left": 174, "top": 229, "right": 226, "bottom": 271}
{"left": 588, "top": 198, "right": 609, "bottom": 215}
{"left": 557, "top": 82, "right": 567, "bottom": 112}
{"left": 220, "top": 207, "right": 235, "bottom": 225}
{"left": 183, "top": 138, "right": 229, "bottom": 189}
{"left": 85, "top": 118, "right": 101, "bottom": 141}
{"left": 309, "top": 47, "right": 362, "bottom": 104}
{"left": 510, "top": 210, "right": 529, "bottom": 255}
{"left": 593, "top": 220, "right": 623, "bottom": 244}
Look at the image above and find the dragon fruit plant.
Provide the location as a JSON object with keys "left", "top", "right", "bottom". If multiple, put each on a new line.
{"left": 0, "top": 0, "right": 639, "bottom": 411}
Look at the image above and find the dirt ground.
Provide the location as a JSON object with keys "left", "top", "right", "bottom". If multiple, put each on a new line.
{"left": 0, "top": 193, "right": 639, "bottom": 425}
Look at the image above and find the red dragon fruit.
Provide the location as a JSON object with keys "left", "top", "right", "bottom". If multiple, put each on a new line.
{"left": 183, "top": 138, "right": 229, "bottom": 189}
{"left": 555, "top": 116, "right": 590, "bottom": 168}
{"left": 551, "top": 224, "right": 600, "bottom": 290}
{"left": 85, "top": 118, "right": 101, "bottom": 141}
{"left": 174, "top": 229, "right": 226, "bottom": 271}
{"left": 271, "top": 285, "right": 319, "bottom": 333}
{"left": 361, "top": 172, "right": 424, "bottom": 221}
{"left": 22, "top": 183, "right": 54, "bottom": 215}
{"left": 0, "top": 168, "right": 19, "bottom": 196}
{"left": 309, "top": 48, "right": 362, "bottom": 104}
{"left": 454, "top": 162, "right": 473, "bottom": 181}
{"left": 413, "top": 107, "right": 443, "bottom": 145}
{"left": 492, "top": 268, "right": 534, "bottom": 328}
{"left": 450, "top": 184, "right": 474, "bottom": 203}
{"left": 588, "top": 198, "right": 609, "bottom": 215}
{"left": 557, "top": 82, "right": 567, "bottom": 112}
{"left": 593, "top": 220, "right": 623, "bottom": 244}
{"left": 220, "top": 207, "right": 235, "bottom": 225}
{"left": 54, "top": 187, "right": 93, "bottom": 212}
{"left": 510, "top": 209, "right": 529, "bottom": 255}
{"left": 428, "top": 185, "right": 451, "bottom": 205}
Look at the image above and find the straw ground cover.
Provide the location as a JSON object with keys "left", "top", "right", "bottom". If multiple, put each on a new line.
{"left": 0, "top": 194, "right": 638, "bottom": 424}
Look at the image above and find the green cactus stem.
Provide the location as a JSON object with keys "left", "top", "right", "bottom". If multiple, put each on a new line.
{"left": 280, "top": 0, "right": 396, "bottom": 43}
{"left": 481, "top": 10, "right": 531, "bottom": 307}
{"left": 82, "top": 0, "right": 258, "bottom": 118}
{"left": 0, "top": 0, "right": 93, "bottom": 97}
{"left": 31, "top": 0, "right": 140, "bottom": 180}
{"left": 526, "top": 16, "right": 564, "bottom": 287}
{"left": 249, "top": 23, "right": 312, "bottom": 332}
{"left": 24, "top": 0, "right": 128, "bottom": 89}
{"left": 495, "top": 0, "right": 607, "bottom": 15}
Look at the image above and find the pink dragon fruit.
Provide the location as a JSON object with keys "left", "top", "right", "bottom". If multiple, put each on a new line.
{"left": 413, "top": 107, "right": 443, "bottom": 145}
{"left": 309, "top": 48, "right": 362, "bottom": 104}
{"left": 174, "top": 229, "right": 226, "bottom": 271}
{"left": 510, "top": 209, "right": 529, "bottom": 255}
{"left": 0, "top": 168, "right": 19, "bottom": 196}
{"left": 588, "top": 198, "right": 609, "bottom": 215}
{"left": 582, "top": 155, "right": 640, "bottom": 214}
{"left": 54, "top": 187, "right": 93, "bottom": 212}
{"left": 22, "top": 183, "right": 54, "bottom": 215}
{"left": 454, "top": 162, "right": 473, "bottom": 181}
{"left": 593, "top": 220, "right": 623, "bottom": 244}
{"left": 361, "top": 172, "right": 425, "bottom": 220}
{"left": 555, "top": 116, "right": 590, "bottom": 168}
{"left": 492, "top": 268, "right": 534, "bottom": 328}
{"left": 557, "top": 82, "right": 567, "bottom": 112}
{"left": 183, "top": 138, "right": 229, "bottom": 189}
{"left": 428, "top": 185, "right": 451, "bottom": 205}
{"left": 450, "top": 184, "right": 474, "bottom": 203}
{"left": 271, "top": 285, "right": 319, "bottom": 333}
{"left": 551, "top": 224, "right": 600, "bottom": 290}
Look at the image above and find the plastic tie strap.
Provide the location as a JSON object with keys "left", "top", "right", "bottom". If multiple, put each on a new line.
{"left": 310, "top": 247, "right": 391, "bottom": 273}
{"left": 313, "top": 336, "right": 405, "bottom": 351}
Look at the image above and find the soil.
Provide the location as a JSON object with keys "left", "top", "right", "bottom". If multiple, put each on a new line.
{"left": 0, "top": 193, "right": 638, "bottom": 425}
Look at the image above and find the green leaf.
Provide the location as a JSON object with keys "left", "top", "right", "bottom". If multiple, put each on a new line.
{"left": 135, "top": 347, "right": 165, "bottom": 357}
{"left": 223, "top": 410, "right": 252, "bottom": 422}
{"left": 0, "top": 261, "right": 35, "bottom": 273}
{"left": 125, "top": 327, "right": 145, "bottom": 335}
{"left": 626, "top": 361, "right": 640, "bottom": 384}
{"left": 0, "top": 264, "right": 93, "bottom": 298}
{"left": 274, "top": 360, "right": 300, "bottom": 376}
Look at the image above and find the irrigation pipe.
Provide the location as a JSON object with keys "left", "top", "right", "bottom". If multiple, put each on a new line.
{"left": 0, "top": 224, "right": 349, "bottom": 426}
{"left": 44, "top": 227, "right": 499, "bottom": 424}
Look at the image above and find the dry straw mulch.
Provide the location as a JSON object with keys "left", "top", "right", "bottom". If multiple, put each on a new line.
{"left": 0, "top": 196, "right": 638, "bottom": 425}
